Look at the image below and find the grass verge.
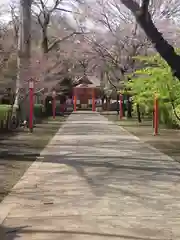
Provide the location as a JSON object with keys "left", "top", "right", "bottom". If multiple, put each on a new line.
{"left": 0, "top": 115, "right": 68, "bottom": 202}
{"left": 102, "top": 113, "right": 180, "bottom": 164}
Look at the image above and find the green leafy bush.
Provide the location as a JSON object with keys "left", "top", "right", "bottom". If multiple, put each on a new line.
{"left": 127, "top": 53, "right": 180, "bottom": 127}
{"left": 0, "top": 105, "right": 11, "bottom": 129}
{"left": 34, "top": 104, "right": 44, "bottom": 118}
{"left": 0, "top": 104, "right": 45, "bottom": 130}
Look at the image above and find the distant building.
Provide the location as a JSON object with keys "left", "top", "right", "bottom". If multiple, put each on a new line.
{"left": 73, "top": 75, "right": 101, "bottom": 108}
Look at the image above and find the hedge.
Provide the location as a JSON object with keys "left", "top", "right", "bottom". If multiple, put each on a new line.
{"left": 0, "top": 104, "right": 46, "bottom": 130}
{"left": 0, "top": 105, "right": 12, "bottom": 130}
{"left": 34, "top": 104, "right": 45, "bottom": 119}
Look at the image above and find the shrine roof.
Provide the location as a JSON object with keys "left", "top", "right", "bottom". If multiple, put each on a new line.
{"left": 74, "top": 83, "right": 98, "bottom": 88}
{"left": 75, "top": 75, "right": 100, "bottom": 87}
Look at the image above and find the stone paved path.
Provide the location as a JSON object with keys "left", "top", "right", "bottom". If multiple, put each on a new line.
{"left": 0, "top": 111, "right": 180, "bottom": 239}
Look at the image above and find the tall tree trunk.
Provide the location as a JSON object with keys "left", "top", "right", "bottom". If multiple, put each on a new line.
{"left": 101, "top": 97, "right": 105, "bottom": 110}
{"left": 127, "top": 96, "right": 132, "bottom": 118}
{"left": 120, "top": 0, "right": 180, "bottom": 80}
{"left": 13, "top": 0, "right": 32, "bottom": 123}
{"left": 137, "top": 103, "right": 141, "bottom": 123}
{"left": 42, "top": 27, "right": 48, "bottom": 53}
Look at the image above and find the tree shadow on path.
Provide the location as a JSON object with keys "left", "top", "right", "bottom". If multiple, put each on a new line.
{"left": 0, "top": 224, "right": 166, "bottom": 240}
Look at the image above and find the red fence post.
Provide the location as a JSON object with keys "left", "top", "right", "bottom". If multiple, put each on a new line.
{"left": 29, "top": 79, "right": 34, "bottom": 132}
{"left": 73, "top": 88, "right": 76, "bottom": 112}
{"left": 154, "top": 95, "right": 158, "bottom": 135}
{"left": 52, "top": 90, "right": 56, "bottom": 119}
{"left": 92, "top": 88, "right": 95, "bottom": 112}
{"left": 119, "top": 93, "right": 123, "bottom": 120}
{"left": 73, "top": 95, "right": 76, "bottom": 111}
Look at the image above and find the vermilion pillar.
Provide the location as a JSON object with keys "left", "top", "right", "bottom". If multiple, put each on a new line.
{"left": 73, "top": 88, "right": 76, "bottom": 111}
{"left": 119, "top": 94, "right": 123, "bottom": 119}
{"left": 92, "top": 88, "right": 95, "bottom": 111}
{"left": 154, "top": 95, "right": 158, "bottom": 135}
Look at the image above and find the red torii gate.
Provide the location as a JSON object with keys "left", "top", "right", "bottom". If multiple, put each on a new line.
{"left": 73, "top": 84, "right": 98, "bottom": 111}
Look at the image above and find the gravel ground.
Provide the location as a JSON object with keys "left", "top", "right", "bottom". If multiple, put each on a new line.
{"left": 103, "top": 113, "right": 180, "bottom": 163}
{"left": 0, "top": 116, "right": 67, "bottom": 202}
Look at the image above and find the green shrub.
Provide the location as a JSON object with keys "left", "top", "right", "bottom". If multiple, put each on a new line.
{"left": 127, "top": 53, "right": 180, "bottom": 127}
{"left": 34, "top": 104, "right": 44, "bottom": 118}
{"left": 0, "top": 105, "right": 11, "bottom": 119}
{"left": 171, "top": 104, "right": 180, "bottom": 128}
{"left": 0, "top": 105, "right": 11, "bottom": 129}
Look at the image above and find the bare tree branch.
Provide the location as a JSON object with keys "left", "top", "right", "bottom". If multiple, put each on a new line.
{"left": 120, "top": 0, "right": 180, "bottom": 79}
{"left": 47, "top": 31, "right": 82, "bottom": 52}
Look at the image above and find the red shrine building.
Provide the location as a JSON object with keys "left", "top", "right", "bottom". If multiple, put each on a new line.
{"left": 73, "top": 76, "right": 101, "bottom": 109}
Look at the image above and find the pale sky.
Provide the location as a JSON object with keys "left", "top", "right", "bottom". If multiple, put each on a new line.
{"left": 0, "top": 0, "right": 98, "bottom": 32}
{"left": 0, "top": 0, "right": 14, "bottom": 22}
{"left": 0, "top": 0, "right": 56, "bottom": 22}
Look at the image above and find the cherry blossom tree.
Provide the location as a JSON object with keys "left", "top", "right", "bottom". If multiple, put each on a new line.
{"left": 111, "top": 0, "right": 180, "bottom": 80}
